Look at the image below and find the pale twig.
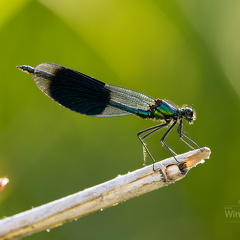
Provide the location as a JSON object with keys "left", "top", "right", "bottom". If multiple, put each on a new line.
{"left": 0, "top": 147, "right": 211, "bottom": 240}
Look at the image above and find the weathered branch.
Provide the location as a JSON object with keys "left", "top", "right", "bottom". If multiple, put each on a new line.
{"left": 0, "top": 147, "right": 211, "bottom": 240}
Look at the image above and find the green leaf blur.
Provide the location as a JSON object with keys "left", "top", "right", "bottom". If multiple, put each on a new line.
{"left": 0, "top": 0, "right": 239, "bottom": 239}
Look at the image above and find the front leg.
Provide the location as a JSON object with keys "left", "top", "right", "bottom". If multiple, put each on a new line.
{"left": 177, "top": 119, "right": 201, "bottom": 150}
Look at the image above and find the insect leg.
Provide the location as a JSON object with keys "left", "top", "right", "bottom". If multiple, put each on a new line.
{"left": 137, "top": 123, "right": 168, "bottom": 166}
{"left": 160, "top": 120, "right": 178, "bottom": 158}
{"left": 177, "top": 119, "right": 201, "bottom": 150}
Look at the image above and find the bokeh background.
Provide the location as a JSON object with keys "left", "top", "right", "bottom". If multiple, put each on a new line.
{"left": 0, "top": 0, "right": 240, "bottom": 239}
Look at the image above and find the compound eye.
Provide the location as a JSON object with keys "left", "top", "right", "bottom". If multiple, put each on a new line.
{"left": 186, "top": 108, "right": 193, "bottom": 115}
{"left": 185, "top": 108, "right": 194, "bottom": 121}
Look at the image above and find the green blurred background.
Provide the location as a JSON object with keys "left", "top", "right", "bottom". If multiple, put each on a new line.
{"left": 0, "top": 0, "right": 240, "bottom": 239}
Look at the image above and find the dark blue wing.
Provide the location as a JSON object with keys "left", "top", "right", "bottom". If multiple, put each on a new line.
{"left": 31, "top": 62, "right": 154, "bottom": 117}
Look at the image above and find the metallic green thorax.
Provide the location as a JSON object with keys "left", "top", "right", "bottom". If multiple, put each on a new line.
{"left": 137, "top": 99, "right": 178, "bottom": 121}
